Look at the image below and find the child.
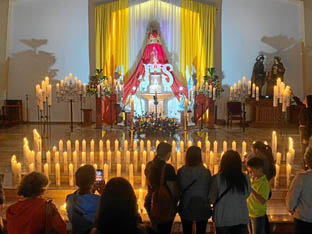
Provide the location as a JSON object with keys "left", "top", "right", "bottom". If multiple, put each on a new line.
{"left": 247, "top": 157, "right": 271, "bottom": 234}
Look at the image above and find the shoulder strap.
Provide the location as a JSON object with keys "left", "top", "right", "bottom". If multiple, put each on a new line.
{"left": 214, "top": 186, "right": 231, "bottom": 207}
{"left": 182, "top": 179, "right": 197, "bottom": 193}
{"left": 45, "top": 199, "right": 53, "bottom": 234}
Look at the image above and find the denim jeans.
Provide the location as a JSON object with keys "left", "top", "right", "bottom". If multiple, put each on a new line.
{"left": 248, "top": 216, "right": 266, "bottom": 234}
{"left": 294, "top": 218, "right": 312, "bottom": 234}
{"left": 181, "top": 219, "right": 208, "bottom": 234}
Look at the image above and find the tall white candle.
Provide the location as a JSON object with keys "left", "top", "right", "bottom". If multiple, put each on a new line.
{"left": 44, "top": 163, "right": 49, "bottom": 180}
{"left": 29, "top": 163, "right": 35, "bottom": 173}
{"left": 134, "top": 151, "right": 138, "bottom": 172}
{"left": 81, "top": 152, "right": 86, "bottom": 165}
{"left": 223, "top": 141, "right": 227, "bottom": 152}
{"left": 286, "top": 164, "right": 292, "bottom": 187}
{"left": 188, "top": 140, "right": 192, "bottom": 148}
{"left": 129, "top": 164, "right": 134, "bottom": 186}
{"left": 213, "top": 141, "right": 218, "bottom": 154}
{"left": 141, "top": 164, "right": 146, "bottom": 188}
{"left": 256, "top": 86, "right": 259, "bottom": 101}
{"left": 59, "top": 140, "right": 63, "bottom": 152}
{"left": 124, "top": 140, "right": 128, "bottom": 153}
{"left": 197, "top": 141, "right": 202, "bottom": 149}
{"left": 115, "top": 140, "right": 119, "bottom": 153}
{"left": 69, "top": 163, "right": 74, "bottom": 186}
{"left": 90, "top": 139, "right": 95, "bottom": 152}
{"left": 242, "top": 141, "right": 247, "bottom": 156}
{"left": 206, "top": 140, "right": 210, "bottom": 153}
{"left": 252, "top": 83, "right": 256, "bottom": 98}
{"left": 36, "top": 152, "right": 42, "bottom": 172}
{"left": 73, "top": 151, "right": 78, "bottom": 172}
{"left": 107, "top": 151, "right": 112, "bottom": 172}
{"left": 140, "top": 140, "right": 144, "bottom": 153}
{"left": 133, "top": 141, "right": 137, "bottom": 151}
{"left": 117, "top": 164, "right": 121, "bottom": 177}
{"left": 99, "top": 140, "right": 103, "bottom": 152}
{"left": 116, "top": 151, "right": 121, "bottom": 164}
{"left": 55, "top": 151, "right": 59, "bottom": 164}
{"left": 90, "top": 152, "right": 95, "bottom": 165}
{"left": 143, "top": 151, "right": 147, "bottom": 165}
{"left": 180, "top": 141, "right": 184, "bottom": 153}
{"left": 274, "top": 164, "right": 280, "bottom": 188}
{"left": 232, "top": 141, "right": 237, "bottom": 151}
{"left": 106, "top": 140, "right": 110, "bottom": 152}
{"left": 104, "top": 164, "right": 109, "bottom": 182}
{"left": 276, "top": 152, "right": 282, "bottom": 165}
{"left": 63, "top": 152, "right": 68, "bottom": 173}
{"left": 99, "top": 151, "right": 104, "bottom": 169}
{"left": 82, "top": 139, "right": 86, "bottom": 152}
{"left": 75, "top": 140, "right": 79, "bottom": 153}
{"left": 243, "top": 77, "right": 246, "bottom": 90}
{"left": 46, "top": 151, "right": 51, "bottom": 173}
{"left": 55, "top": 163, "right": 61, "bottom": 186}
{"left": 147, "top": 140, "right": 151, "bottom": 153}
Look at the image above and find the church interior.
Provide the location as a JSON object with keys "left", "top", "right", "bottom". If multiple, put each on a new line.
{"left": 0, "top": 0, "right": 312, "bottom": 233}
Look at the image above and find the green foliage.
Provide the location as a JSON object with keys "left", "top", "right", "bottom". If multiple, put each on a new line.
{"left": 202, "top": 67, "right": 224, "bottom": 97}
{"left": 88, "top": 69, "right": 111, "bottom": 97}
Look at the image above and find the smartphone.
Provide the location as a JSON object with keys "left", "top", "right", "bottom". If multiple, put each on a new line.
{"left": 96, "top": 169, "right": 103, "bottom": 184}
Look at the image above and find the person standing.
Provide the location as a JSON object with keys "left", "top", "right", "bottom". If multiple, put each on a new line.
{"left": 144, "top": 142, "right": 179, "bottom": 234}
{"left": 286, "top": 147, "right": 312, "bottom": 234}
{"left": 246, "top": 157, "right": 270, "bottom": 234}
{"left": 178, "top": 146, "right": 211, "bottom": 234}
{"left": 209, "top": 150, "right": 251, "bottom": 234}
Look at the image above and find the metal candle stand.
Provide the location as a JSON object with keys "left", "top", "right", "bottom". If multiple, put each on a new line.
{"left": 57, "top": 85, "right": 85, "bottom": 137}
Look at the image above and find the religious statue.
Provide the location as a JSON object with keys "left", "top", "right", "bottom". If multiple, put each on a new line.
{"left": 251, "top": 55, "right": 266, "bottom": 95}
{"left": 265, "top": 56, "right": 286, "bottom": 97}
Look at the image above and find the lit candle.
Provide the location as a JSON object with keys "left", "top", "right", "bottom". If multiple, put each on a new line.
{"left": 69, "top": 163, "right": 74, "bottom": 186}
{"left": 242, "top": 141, "right": 247, "bottom": 156}
{"left": 117, "top": 151, "right": 121, "bottom": 164}
{"left": 206, "top": 140, "right": 210, "bottom": 153}
{"left": 36, "top": 152, "right": 42, "bottom": 172}
{"left": 209, "top": 85, "right": 213, "bottom": 98}
{"left": 197, "top": 141, "right": 202, "bottom": 149}
{"left": 55, "top": 163, "right": 61, "bottom": 186}
{"left": 55, "top": 151, "right": 59, "bottom": 164}
{"left": 133, "top": 141, "right": 137, "bottom": 151}
{"left": 93, "top": 164, "right": 98, "bottom": 170}
{"left": 97, "top": 84, "right": 100, "bottom": 98}
{"left": 156, "top": 140, "right": 160, "bottom": 149}
{"left": 141, "top": 164, "right": 146, "bottom": 188}
{"left": 272, "top": 131, "right": 277, "bottom": 156}
{"left": 209, "top": 151, "right": 214, "bottom": 171}
{"left": 143, "top": 151, "right": 147, "bottom": 165}
{"left": 106, "top": 140, "right": 110, "bottom": 152}
{"left": 29, "top": 163, "right": 35, "bottom": 173}
{"left": 44, "top": 163, "right": 49, "bottom": 180}
{"left": 273, "top": 86, "right": 278, "bottom": 107}
{"left": 256, "top": 86, "right": 259, "bottom": 101}
{"left": 140, "top": 140, "right": 144, "bottom": 154}
{"left": 252, "top": 83, "right": 256, "bottom": 98}
{"left": 223, "top": 141, "right": 227, "bottom": 152}
{"left": 59, "top": 140, "right": 63, "bottom": 152}
{"left": 90, "top": 152, "right": 95, "bottom": 165}
{"left": 82, "top": 152, "right": 86, "bottom": 164}
{"left": 99, "top": 151, "right": 104, "bottom": 169}
{"left": 187, "top": 140, "right": 192, "bottom": 149}
{"left": 126, "top": 151, "right": 131, "bottom": 165}
{"left": 286, "top": 164, "right": 292, "bottom": 187}
{"left": 75, "top": 140, "right": 79, "bottom": 153}
{"left": 73, "top": 151, "right": 78, "bottom": 172}
{"left": 107, "top": 151, "right": 112, "bottom": 172}
{"left": 286, "top": 152, "right": 292, "bottom": 165}
{"left": 214, "top": 165, "right": 219, "bottom": 175}
{"left": 117, "top": 164, "right": 121, "bottom": 177}
{"left": 46, "top": 151, "right": 51, "bottom": 173}
{"left": 213, "top": 141, "right": 218, "bottom": 154}
{"left": 83, "top": 84, "right": 87, "bottom": 97}
{"left": 90, "top": 139, "right": 95, "bottom": 152}
{"left": 104, "top": 164, "right": 109, "bottom": 181}
{"left": 47, "top": 85, "right": 52, "bottom": 106}
{"left": 124, "top": 140, "right": 128, "bottom": 153}
{"left": 82, "top": 139, "right": 86, "bottom": 152}
{"left": 230, "top": 87, "right": 233, "bottom": 100}
{"left": 274, "top": 164, "right": 280, "bottom": 188}
{"left": 99, "top": 140, "right": 103, "bottom": 152}
{"left": 180, "top": 141, "right": 184, "bottom": 153}
{"left": 213, "top": 87, "right": 216, "bottom": 100}
{"left": 129, "top": 164, "right": 134, "bottom": 186}
{"left": 63, "top": 151, "right": 68, "bottom": 173}
{"left": 134, "top": 151, "right": 138, "bottom": 172}
{"left": 242, "top": 77, "right": 246, "bottom": 90}
{"left": 233, "top": 83, "right": 237, "bottom": 97}
{"left": 276, "top": 152, "right": 281, "bottom": 165}
{"left": 115, "top": 140, "right": 119, "bottom": 153}
{"left": 147, "top": 140, "right": 151, "bottom": 153}
{"left": 232, "top": 141, "right": 237, "bottom": 151}
{"left": 248, "top": 81, "right": 252, "bottom": 95}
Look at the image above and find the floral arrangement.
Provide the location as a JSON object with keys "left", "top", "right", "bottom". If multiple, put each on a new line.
{"left": 133, "top": 113, "right": 179, "bottom": 137}
{"left": 201, "top": 67, "right": 224, "bottom": 97}
{"left": 87, "top": 69, "right": 112, "bottom": 97}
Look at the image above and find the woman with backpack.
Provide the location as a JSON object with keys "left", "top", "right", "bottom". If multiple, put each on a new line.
{"left": 144, "top": 142, "right": 180, "bottom": 234}
{"left": 209, "top": 150, "right": 251, "bottom": 234}
{"left": 178, "top": 146, "right": 211, "bottom": 234}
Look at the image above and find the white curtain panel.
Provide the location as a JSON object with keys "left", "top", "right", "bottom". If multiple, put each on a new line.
{"left": 128, "top": 0, "right": 181, "bottom": 77}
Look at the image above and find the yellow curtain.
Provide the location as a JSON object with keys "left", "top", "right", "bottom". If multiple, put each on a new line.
{"left": 180, "top": 0, "right": 216, "bottom": 86}
{"left": 95, "top": 0, "right": 129, "bottom": 80}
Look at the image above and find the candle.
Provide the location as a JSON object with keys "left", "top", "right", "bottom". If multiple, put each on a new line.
{"left": 11, "top": 156, "right": 17, "bottom": 180}
{"left": 69, "top": 163, "right": 74, "bottom": 186}
{"left": 63, "top": 151, "right": 68, "bottom": 173}
{"left": 106, "top": 140, "right": 110, "bottom": 152}
{"left": 214, "top": 165, "right": 219, "bottom": 175}
{"left": 177, "top": 152, "right": 182, "bottom": 168}
{"left": 232, "top": 141, "right": 237, "bottom": 151}
{"left": 29, "top": 163, "right": 35, "bottom": 173}
{"left": 272, "top": 131, "right": 277, "bottom": 156}
{"left": 93, "top": 164, "right": 98, "bottom": 170}
{"left": 115, "top": 140, "right": 119, "bottom": 153}
{"left": 82, "top": 139, "right": 86, "bottom": 152}
{"left": 99, "top": 151, "right": 104, "bottom": 169}
{"left": 36, "top": 152, "right": 42, "bottom": 172}
{"left": 206, "top": 140, "right": 210, "bottom": 153}
{"left": 147, "top": 140, "right": 151, "bottom": 153}
{"left": 46, "top": 151, "right": 51, "bottom": 173}
{"left": 117, "top": 164, "right": 121, "bottom": 177}
{"left": 242, "top": 141, "right": 247, "bottom": 156}
{"left": 273, "top": 86, "right": 278, "bottom": 107}
{"left": 286, "top": 152, "right": 292, "bottom": 165}
{"left": 55, "top": 163, "right": 61, "bottom": 186}
{"left": 126, "top": 151, "right": 131, "bottom": 164}
{"left": 116, "top": 151, "right": 121, "bottom": 164}
{"left": 274, "top": 164, "right": 280, "bottom": 188}
{"left": 252, "top": 83, "right": 256, "bottom": 98}
{"left": 223, "top": 141, "right": 227, "bottom": 152}
{"left": 99, "top": 140, "right": 103, "bottom": 152}
{"left": 73, "top": 151, "right": 78, "bottom": 172}
{"left": 149, "top": 151, "right": 154, "bottom": 162}
{"left": 75, "top": 140, "right": 79, "bottom": 153}
{"left": 187, "top": 141, "right": 192, "bottom": 148}
{"left": 243, "top": 77, "right": 246, "bottom": 90}
{"left": 276, "top": 152, "right": 281, "bottom": 165}
{"left": 44, "top": 163, "right": 49, "bottom": 180}
{"left": 248, "top": 81, "right": 252, "bottom": 95}
{"left": 213, "top": 87, "right": 216, "bottom": 100}
{"left": 256, "top": 86, "right": 259, "bottom": 101}
{"left": 180, "top": 141, "right": 184, "bottom": 153}
{"left": 82, "top": 152, "right": 86, "bottom": 164}
{"left": 59, "top": 140, "right": 63, "bottom": 152}
{"left": 97, "top": 85, "right": 100, "bottom": 98}
{"left": 69, "top": 73, "right": 73, "bottom": 85}
{"left": 213, "top": 141, "right": 218, "bottom": 154}
{"left": 230, "top": 87, "right": 233, "bottom": 100}
{"left": 124, "top": 140, "right": 128, "bottom": 153}
{"left": 209, "top": 151, "right": 214, "bottom": 171}
{"left": 129, "top": 164, "right": 134, "bottom": 186}
{"left": 90, "top": 139, "right": 95, "bottom": 152}
{"left": 286, "top": 164, "right": 292, "bottom": 187}
{"left": 233, "top": 83, "right": 237, "bottom": 97}
{"left": 47, "top": 85, "right": 52, "bottom": 106}
{"left": 134, "top": 151, "right": 138, "bottom": 172}
{"left": 55, "top": 151, "right": 59, "bottom": 164}
{"left": 83, "top": 84, "right": 87, "bottom": 97}
{"left": 141, "top": 164, "right": 146, "bottom": 188}
{"left": 67, "top": 140, "right": 71, "bottom": 155}
{"left": 140, "top": 140, "right": 144, "bottom": 153}
{"left": 133, "top": 141, "right": 137, "bottom": 151}
{"left": 143, "top": 151, "right": 147, "bottom": 165}
{"left": 104, "top": 164, "right": 109, "bottom": 182}
{"left": 90, "top": 152, "right": 95, "bottom": 165}
{"left": 107, "top": 151, "right": 111, "bottom": 172}
{"left": 197, "top": 141, "right": 202, "bottom": 149}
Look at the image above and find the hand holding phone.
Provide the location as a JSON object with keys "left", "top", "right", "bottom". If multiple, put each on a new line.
{"left": 96, "top": 169, "right": 104, "bottom": 184}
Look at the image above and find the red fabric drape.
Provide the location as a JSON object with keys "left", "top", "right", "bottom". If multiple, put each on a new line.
{"left": 123, "top": 31, "right": 188, "bottom": 104}
{"left": 194, "top": 94, "right": 212, "bottom": 122}
{"left": 102, "top": 94, "right": 117, "bottom": 125}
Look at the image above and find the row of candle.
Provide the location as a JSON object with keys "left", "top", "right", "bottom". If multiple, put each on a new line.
{"left": 273, "top": 79, "right": 291, "bottom": 111}
{"left": 230, "top": 79, "right": 259, "bottom": 101}
{"left": 36, "top": 77, "right": 52, "bottom": 109}
{"left": 55, "top": 73, "right": 87, "bottom": 97}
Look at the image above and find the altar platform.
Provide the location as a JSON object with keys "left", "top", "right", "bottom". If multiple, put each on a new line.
{"left": 0, "top": 123, "right": 303, "bottom": 233}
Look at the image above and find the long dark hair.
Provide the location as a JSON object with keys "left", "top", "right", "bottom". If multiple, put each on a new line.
{"left": 219, "top": 150, "right": 248, "bottom": 193}
{"left": 252, "top": 141, "right": 276, "bottom": 176}
{"left": 96, "top": 177, "right": 139, "bottom": 234}
{"left": 186, "top": 146, "right": 202, "bottom": 166}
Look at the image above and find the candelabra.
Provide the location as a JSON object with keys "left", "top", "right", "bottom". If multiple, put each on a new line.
{"left": 56, "top": 77, "right": 86, "bottom": 136}
{"left": 153, "top": 92, "right": 159, "bottom": 119}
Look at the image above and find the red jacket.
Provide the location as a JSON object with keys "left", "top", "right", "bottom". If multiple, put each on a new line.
{"left": 6, "top": 197, "right": 66, "bottom": 234}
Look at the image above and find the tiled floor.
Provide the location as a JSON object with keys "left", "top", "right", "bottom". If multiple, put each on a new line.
{"left": 0, "top": 123, "right": 304, "bottom": 222}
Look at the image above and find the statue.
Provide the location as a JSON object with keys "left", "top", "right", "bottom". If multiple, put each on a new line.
{"left": 251, "top": 55, "right": 266, "bottom": 95}
{"left": 265, "top": 56, "right": 286, "bottom": 97}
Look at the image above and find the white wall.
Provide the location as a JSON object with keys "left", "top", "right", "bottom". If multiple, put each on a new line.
{"left": 222, "top": 0, "right": 303, "bottom": 96}
{"left": 8, "top": 0, "right": 91, "bottom": 122}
